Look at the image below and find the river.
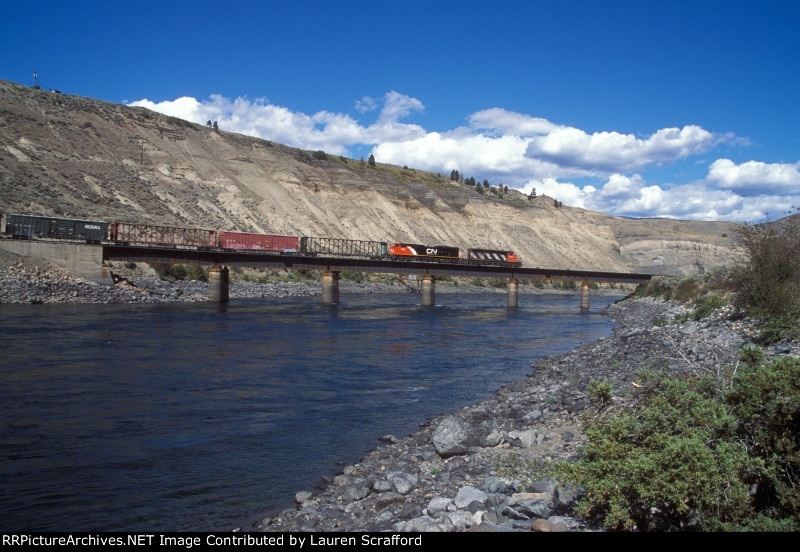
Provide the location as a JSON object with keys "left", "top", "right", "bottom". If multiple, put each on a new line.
{"left": 0, "top": 291, "right": 624, "bottom": 531}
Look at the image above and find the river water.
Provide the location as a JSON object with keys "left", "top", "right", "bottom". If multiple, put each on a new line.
{"left": 0, "top": 292, "right": 624, "bottom": 532}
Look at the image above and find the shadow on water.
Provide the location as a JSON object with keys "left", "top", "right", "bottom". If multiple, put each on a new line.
{"left": 0, "top": 292, "right": 624, "bottom": 531}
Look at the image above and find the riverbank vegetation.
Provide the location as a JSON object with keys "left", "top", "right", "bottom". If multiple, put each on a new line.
{"left": 556, "top": 222, "right": 800, "bottom": 531}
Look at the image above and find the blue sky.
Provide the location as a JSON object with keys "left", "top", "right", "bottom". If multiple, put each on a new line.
{"left": 3, "top": 1, "right": 799, "bottom": 222}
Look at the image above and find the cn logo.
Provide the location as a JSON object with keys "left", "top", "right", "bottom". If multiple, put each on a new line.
{"left": 426, "top": 248, "right": 437, "bottom": 255}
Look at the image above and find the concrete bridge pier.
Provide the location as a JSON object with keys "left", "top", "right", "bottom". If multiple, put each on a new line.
{"left": 208, "top": 266, "right": 230, "bottom": 303}
{"left": 421, "top": 275, "right": 435, "bottom": 306}
{"left": 507, "top": 278, "right": 519, "bottom": 309}
{"left": 580, "top": 281, "right": 590, "bottom": 312}
{"left": 322, "top": 271, "right": 340, "bottom": 304}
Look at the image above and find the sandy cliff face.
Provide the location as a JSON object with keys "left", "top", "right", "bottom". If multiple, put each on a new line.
{"left": 0, "top": 79, "right": 739, "bottom": 274}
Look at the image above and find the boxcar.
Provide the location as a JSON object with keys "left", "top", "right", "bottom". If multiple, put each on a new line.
{"left": 388, "top": 243, "right": 460, "bottom": 259}
{"left": 4, "top": 213, "right": 108, "bottom": 244}
{"left": 219, "top": 231, "right": 299, "bottom": 252}
{"left": 109, "top": 222, "right": 217, "bottom": 249}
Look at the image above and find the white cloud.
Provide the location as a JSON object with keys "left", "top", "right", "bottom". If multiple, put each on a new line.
{"left": 373, "top": 131, "right": 539, "bottom": 178}
{"left": 525, "top": 125, "right": 715, "bottom": 173}
{"left": 129, "top": 96, "right": 204, "bottom": 122}
{"left": 522, "top": 178, "right": 592, "bottom": 209}
{"left": 707, "top": 158, "right": 800, "bottom": 194}
{"left": 468, "top": 108, "right": 559, "bottom": 136}
{"left": 129, "top": 92, "right": 426, "bottom": 155}
{"left": 355, "top": 96, "right": 378, "bottom": 113}
{"left": 377, "top": 91, "right": 424, "bottom": 124}
{"left": 522, "top": 171, "right": 798, "bottom": 222}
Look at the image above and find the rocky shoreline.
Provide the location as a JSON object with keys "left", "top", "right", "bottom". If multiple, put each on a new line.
{"left": 245, "top": 297, "right": 796, "bottom": 533}
{"left": 0, "top": 253, "right": 418, "bottom": 304}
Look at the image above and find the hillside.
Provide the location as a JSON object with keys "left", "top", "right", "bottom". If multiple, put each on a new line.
{"left": 0, "top": 79, "right": 738, "bottom": 275}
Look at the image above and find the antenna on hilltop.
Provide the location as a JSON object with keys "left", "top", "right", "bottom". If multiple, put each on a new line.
{"left": 33, "top": 70, "right": 40, "bottom": 89}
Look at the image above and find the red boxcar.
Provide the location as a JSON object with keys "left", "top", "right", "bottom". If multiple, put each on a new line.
{"left": 219, "top": 232, "right": 299, "bottom": 252}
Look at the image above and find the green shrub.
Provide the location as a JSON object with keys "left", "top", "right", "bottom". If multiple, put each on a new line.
{"left": 151, "top": 263, "right": 175, "bottom": 280}
{"left": 633, "top": 278, "right": 673, "bottom": 300}
{"left": 559, "top": 370, "right": 761, "bottom": 531}
{"left": 588, "top": 379, "right": 613, "bottom": 407}
{"left": 558, "top": 355, "right": 800, "bottom": 531}
{"left": 726, "top": 356, "right": 800, "bottom": 525}
{"left": 691, "top": 293, "right": 726, "bottom": 320}
{"left": 673, "top": 278, "right": 700, "bottom": 303}
{"left": 729, "top": 223, "right": 800, "bottom": 343}
{"left": 150, "top": 263, "right": 206, "bottom": 282}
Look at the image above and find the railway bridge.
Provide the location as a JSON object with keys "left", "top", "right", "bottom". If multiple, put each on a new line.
{"left": 102, "top": 244, "right": 652, "bottom": 309}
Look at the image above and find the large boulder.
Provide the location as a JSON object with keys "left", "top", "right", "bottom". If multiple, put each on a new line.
{"left": 431, "top": 406, "right": 501, "bottom": 457}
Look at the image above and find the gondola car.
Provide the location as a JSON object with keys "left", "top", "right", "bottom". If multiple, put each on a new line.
{"left": 3, "top": 213, "right": 108, "bottom": 244}
{"left": 388, "top": 243, "right": 461, "bottom": 260}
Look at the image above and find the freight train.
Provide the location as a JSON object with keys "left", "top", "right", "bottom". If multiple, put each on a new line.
{"left": 0, "top": 212, "right": 521, "bottom": 266}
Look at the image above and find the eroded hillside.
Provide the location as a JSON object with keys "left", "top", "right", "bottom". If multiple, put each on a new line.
{"left": 0, "top": 79, "right": 739, "bottom": 274}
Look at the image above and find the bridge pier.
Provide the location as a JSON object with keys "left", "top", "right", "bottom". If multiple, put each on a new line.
{"left": 322, "top": 271, "right": 340, "bottom": 304}
{"left": 421, "top": 275, "right": 435, "bottom": 306}
{"left": 507, "top": 278, "right": 519, "bottom": 309}
{"left": 580, "top": 281, "right": 590, "bottom": 311}
{"left": 208, "top": 266, "right": 230, "bottom": 303}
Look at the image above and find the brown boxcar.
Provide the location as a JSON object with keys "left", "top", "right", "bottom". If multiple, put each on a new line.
{"left": 109, "top": 222, "right": 217, "bottom": 248}
{"left": 218, "top": 232, "right": 299, "bottom": 252}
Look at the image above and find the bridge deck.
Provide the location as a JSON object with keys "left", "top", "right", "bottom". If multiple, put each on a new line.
{"left": 103, "top": 245, "right": 652, "bottom": 285}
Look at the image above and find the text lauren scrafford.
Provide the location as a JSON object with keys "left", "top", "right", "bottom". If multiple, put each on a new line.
{"left": 308, "top": 535, "right": 423, "bottom": 546}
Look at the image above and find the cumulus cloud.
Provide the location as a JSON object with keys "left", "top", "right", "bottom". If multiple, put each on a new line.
{"left": 129, "top": 91, "right": 425, "bottom": 155}
{"left": 523, "top": 170, "right": 798, "bottom": 222}
{"left": 129, "top": 96, "right": 205, "bottom": 123}
{"left": 355, "top": 96, "right": 378, "bottom": 113}
{"left": 377, "top": 91, "right": 424, "bottom": 124}
{"left": 128, "top": 90, "right": 799, "bottom": 221}
{"left": 525, "top": 125, "right": 715, "bottom": 173}
{"left": 468, "top": 108, "right": 560, "bottom": 136}
{"left": 707, "top": 158, "right": 800, "bottom": 194}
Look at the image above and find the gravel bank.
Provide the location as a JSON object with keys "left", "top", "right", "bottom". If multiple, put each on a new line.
{"left": 0, "top": 253, "right": 416, "bottom": 304}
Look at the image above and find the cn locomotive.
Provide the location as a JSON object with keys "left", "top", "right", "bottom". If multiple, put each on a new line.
{"left": 1, "top": 212, "right": 521, "bottom": 266}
